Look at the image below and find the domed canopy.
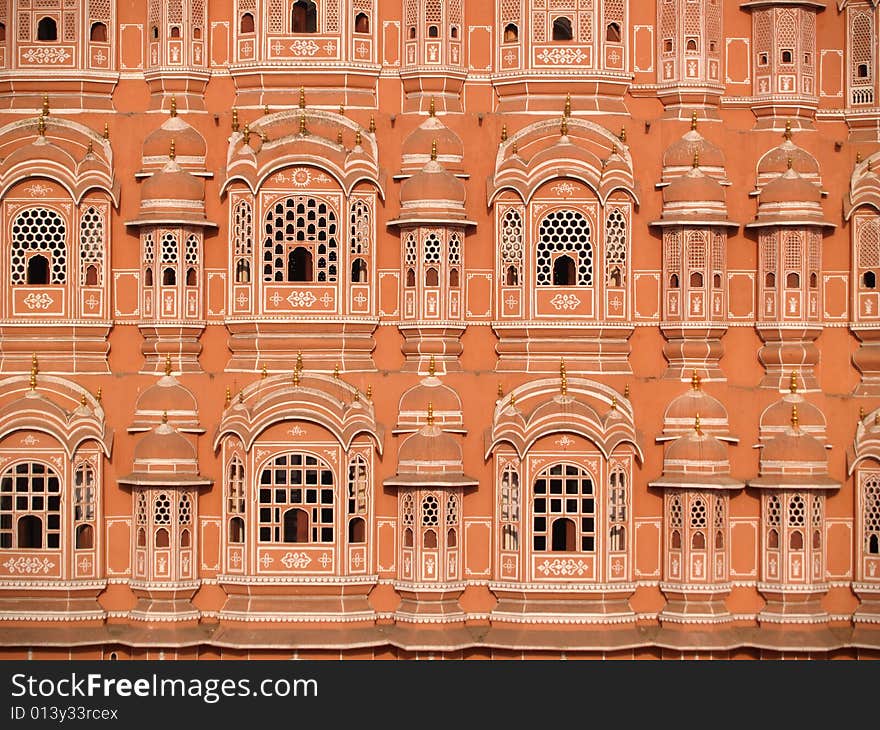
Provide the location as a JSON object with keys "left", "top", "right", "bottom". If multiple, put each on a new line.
{"left": 663, "top": 127, "right": 726, "bottom": 172}
{"left": 400, "top": 110, "right": 464, "bottom": 176}
{"left": 649, "top": 425, "right": 743, "bottom": 490}
{"left": 384, "top": 415, "right": 478, "bottom": 488}
{"left": 396, "top": 371, "right": 464, "bottom": 433}
{"left": 747, "top": 167, "right": 833, "bottom": 229}
{"left": 654, "top": 165, "right": 736, "bottom": 228}
{"left": 140, "top": 109, "right": 207, "bottom": 175}
{"left": 128, "top": 370, "right": 203, "bottom": 434}
{"left": 658, "top": 375, "right": 735, "bottom": 443}
{"left": 118, "top": 421, "right": 212, "bottom": 487}
{"left": 126, "top": 159, "right": 217, "bottom": 228}
{"left": 390, "top": 154, "right": 475, "bottom": 227}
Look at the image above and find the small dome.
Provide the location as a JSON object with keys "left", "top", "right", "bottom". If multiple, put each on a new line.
{"left": 397, "top": 424, "right": 463, "bottom": 469}
{"left": 760, "top": 167, "right": 822, "bottom": 205}
{"left": 142, "top": 115, "right": 206, "bottom": 161}
{"left": 665, "top": 429, "right": 729, "bottom": 466}
{"left": 400, "top": 159, "right": 465, "bottom": 207}
{"left": 141, "top": 159, "right": 204, "bottom": 205}
{"left": 398, "top": 377, "right": 463, "bottom": 430}
{"left": 664, "top": 385, "right": 729, "bottom": 432}
{"left": 761, "top": 428, "right": 827, "bottom": 466}
{"left": 401, "top": 115, "right": 464, "bottom": 173}
{"left": 761, "top": 394, "right": 825, "bottom": 434}
{"left": 757, "top": 140, "right": 819, "bottom": 179}
{"left": 663, "top": 128, "right": 726, "bottom": 170}
{"left": 132, "top": 422, "right": 198, "bottom": 471}
{"left": 663, "top": 166, "right": 725, "bottom": 205}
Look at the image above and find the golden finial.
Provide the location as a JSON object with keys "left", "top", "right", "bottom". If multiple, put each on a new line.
{"left": 162, "top": 411, "right": 168, "bottom": 424}
{"left": 560, "top": 116, "right": 568, "bottom": 137}
{"left": 296, "top": 351, "right": 303, "bottom": 371}
{"left": 259, "top": 129, "right": 267, "bottom": 144}
{"left": 337, "top": 128, "right": 344, "bottom": 145}
{"left": 693, "top": 150, "right": 700, "bottom": 169}
{"left": 42, "top": 93, "right": 49, "bottom": 117}
{"left": 80, "top": 392, "right": 87, "bottom": 407}
{"left": 355, "top": 128, "right": 362, "bottom": 146}
{"left": 431, "top": 139, "right": 437, "bottom": 161}
{"left": 610, "top": 395, "right": 618, "bottom": 411}
{"left": 96, "top": 387, "right": 102, "bottom": 404}
{"left": 170, "top": 95, "right": 177, "bottom": 117}
{"left": 870, "top": 159, "right": 875, "bottom": 173}
{"left": 619, "top": 127, "right": 626, "bottom": 144}
{"left": 339, "top": 104, "right": 345, "bottom": 116}
{"left": 497, "top": 382, "right": 504, "bottom": 399}
{"left": 784, "top": 119, "right": 792, "bottom": 141}
{"left": 509, "top": 392, "right": 517, "bottom": 408}
{"left": 428, "top": 354, "right": 436, "bottom": 377}
{"left": 292, "top": 368, "right": 300, "bottom": 387}
{"left": 624, "top": 384, "right": 630, "bottom": 399}
{"left": 243, "top": 123, "right": 251, "bottom": 145}
{"left": 787, "top": 156, "right": 793, "bottom": 170}
{"left": 225, "top": 386, "right": 231, "bottom": 408}
{"left": 232, "top": 108, "right": 239, "bottom": 133}
{"left": 29, "top": 353, "right": 38, "bottom": 391}
{"left": 299, "top": 114, "right": 307, "bottom": 135}
{"left": 691, "top": 110, "right": 698, "bottom": 131}
{"left": 333, "top": 364, "right": 340, "bottom": 380}
{"left": 103, "top": 122, "right": 109, "bottom": 140}
{"left": 427, "top": 401, "right": 435, "bottom": 425}
{"left": 261, "top": 363, "right": 268, "bottom": 379}
{"left": 369, "top": 115, "right": 376, "bottom": 133}
{"left": 353, "top": 389, "right": 360, "bottom": 403}
{"left": 238, "top": 389, "right": 244, "bottom": 404}
{"left": 859, "top": 405, "right": 865, "bottom": 421}
{"left": 789, "top": 370, "right": 798, "bottom": 394}
{"left": 366, "top": 384, "right": 373, "bottom": 401}
{"left": 169, "top": 139, "right": 176, "bottom": 160}
{"left": 791, "top": 403, "right": 799, "bottom": 429}
{"left": 264, "top": 104, "right": 270, "bottom": 116}
{"left": 876, "top": 411, "right": 880, "bottom": 427}
{"left": 87, "top": 140, "right": 93, "bottom": 156}
{"left": 691, "top": 370, "right": 701, "bottom": 390}
{"left": 857, "top": 151, "right": 863, "bottom": 165}
{"left": 564, "top": 92, "right": 571, "bottom": 118}
{"left": 512, "top": 139, "right": 518, "bottom": 156}
{"left": 429, "top": 96, "right": 436, "bottom": 117}
{"left": 164, "top": 353, "right": 172, "bottom": 377}
{"left": 560, "top": 358, "right": 568, "bottom": 396}
{"left": 611, "top": 143, "right": 618, "bottom": 156}
{"left": 501, "top": 124, "right": 508, "bottom": 142}
{"left": 695, "top": 412, "right": 702, "bottom": 435}
{"left": 299, "top": 87, "right": 306, "bottom": 109}
{"left": 37, "top": 115, "right": 45, "bottom": 137}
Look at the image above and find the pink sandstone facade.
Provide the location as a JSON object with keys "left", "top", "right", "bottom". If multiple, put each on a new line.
{"left": 0, "top": 0, "right": 879, "bottom": 659}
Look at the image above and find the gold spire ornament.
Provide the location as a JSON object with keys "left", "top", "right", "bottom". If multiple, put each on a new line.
{"left": 624, "top": 384, "right": 630, "bottom": 399}
{"left": 369, "top": 115, "right": 376, "bottom": 133}
{"left": 787, "top": 156, "right": 793, "bottom": 170}
{"left": 292, "top": 368, "right": 300, "bottom": 387}
{"left": 162, "top": 411, "right": 168, "bottom": 424}
{"left": 87, "top": 140, "right": 93, "bottom": 155}
{"left": 37, "top": 115, "right": 45, "bottom": 137}
{"left": 428, "top": 354, "right": 436, "bottom": 377}
{"left": 784, "top": 119, "right": 792, "bottom": 141}
{"left": 512, "top": 140, "right": 518, "bottom": 155}
{"left": 560, "top": 116, "right": 568, "bottom": 137}
{"left": 165, "top": 353, "right": 173, "bottom": 377}
{"left": 169, "top": 139, "right": 176, "bottom": 160}
{"left": 103, "top": 122, "right": 110, "bottom": 140}
{"left": 261, "top": 363, "right": 268, "bottom": 379}
{"left": 299, "top": 114, "right": 307, "bottom": 135}
{"left": 339, "top": 104, "right": 345, "bottom": 116}
{"left": 238, "top": 389, "right": 244, "bottom": 404}
{"left": 366, "top": 385, "right": 373, "bottom": 401}
{"left": 564, "top": 92, "right": 571, "bottom": 118}
{"left": 860, "top": 405, "right": 865, "bottom": 421}
{"left": 42, "top": 93, "right": 49, "bottom": 117}
{"left": 610, "top": 395, "right": 618, "bottom": 411}
{"left": 333, "top": 364, "right": 340, "bottom": 380}
{"left": 791, "top": 403, "right": 799, "bottom": 429}
{"left": 427, "top": 402, "right": 435, "bottom": 426}
{"left": 790, "top": 370, "right": 798, "bottom": 394}
{"left": 509, "top": 392, "right": 517, "bottom": 408}
{"left": 81, "top": 392, "right": 88, "bottom": 407}
{"left": 497, "top": 382, "right": 504, "bottom": 399}
{"left": 501, "top": 124, "right": 508, "bottom": 142}
{"left": 692, "top": 370, "right": 701, "bottom": 390}
{"left": 96, "top": 387, "right": 102, "bottom": 404}
{"left": 29, "top": 353, "right": 38, "bottom": 391}
{"left": 695, "top": 413, "right": 702, "bottom": 435}
{"left": 355, "top": 129, "right": 362, "bottom": 146}
{"left": 693, "top": 150, "right": 700, "bottom": 168}
{"left": 560, "top": 359, "right": 568, "bottom": 396}
{"left": 337, "top": 128, "right": 344, "bottom": 145}
{"left": 619, "top": 126, "right": 627, "bottom": 144}
{"left": 296, "top": 351, "right": 304, "bottom": 371}
{"left": 353, "top": 389, "right": 360, "bottom": 403}
{"left": 225, "top": 387, "right": 231, "bottom": 408}
{"left": 431, "top": 139, "right": 437, "bottom": 161}
{"left": 429, "top": 96, "right": 436, "bottom": 117}
{"left": 170, "top": 95, "right": 177, "bottom": 117}
{"left": 243, "top": 123, "right": 251, "bottom": 145}
{"left": 691, "top": 110, "right": 698, "bottom": 131}
{"left": 264, "top": 104, "right": 270, "bottom": 116}
{"left": 232, "top": 108, "right": 239, "bottom": 133}
{"left": 299, "top": 87, "right": 306, "bottom": 109}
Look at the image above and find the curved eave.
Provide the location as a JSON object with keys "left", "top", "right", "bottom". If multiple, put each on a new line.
{"left": 117, "top": 473, "right": 213, "bottom": 488}
{"left": 0, "top": 416, "right": 111, "bottom": 458}
{"left": 488, "top": 168, "right": 637, "bottom": 207}
{"left": 650, "top": 218, "right": 739, "bottom": 229}
{"left": 485, "top": 424, "right": 643, "bottom": 463}
{"left": 387, "top": 216, "right": 477, "bottom": 228}
{"left": 0, "top": 163, "right": 119, "bottom": 207}
{"left": 648, "top": 475, "right": 744, "bottom": 490}
{"left": 741, "top": 0, "right": 825, "bottom": 8}
{"left": 221, "top": 156, "right": 385, "bottom": 199}
{"left": 125, "top": 217, "right": 218, "bottom": 228}
{"left": 745, "top": 219, "right": 836, "bottom": 229}
{"left": 383, "top": 473, "right": 480, "bottom": 488}
{"left": 747, "top": 475, "right": 840, "bottom": 489}
{"left": 844, "top": 193, "right": 880, "bottom": 220}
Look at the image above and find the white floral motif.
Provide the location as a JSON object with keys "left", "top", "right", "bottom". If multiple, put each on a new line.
{"left": 551, "top": 182, "right": 577, "bottom": 197}
{"left": 536, "top": 558, "right": 591, "bottom": 577}
{"left": 550, "top": 293, "right": 581, "bottom": 311}
{"left": 23, "top": 47, "right": 72, "bottom": 64}
{"left": 26, "top": 184, "right": 53, "bottom": 197}
{"left": 290, "top": 40, "right": 320, "bottom": 56}
{"left": 291, "top": 169, "right": 312, "bottom": 187}
{"left": 286, "top": 291, "right": 317, "bottom": 308}
{"left": 280, "top": 552, "right": 311, "bottom": 569}
{"left": 536, "top": 48, "right": 587, "bottom": 65}
{"left": 23, "top": 292, "right": 54, "bottom": 310}
{"left": 2, "top": 556, "right": 55, "bottom": 574}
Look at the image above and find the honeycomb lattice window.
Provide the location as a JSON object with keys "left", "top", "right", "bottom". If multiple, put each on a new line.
{"left": 154, "top": 492, "right": 172, "bottom": 525}
{"left": 135, "top": 491, "right": 148, "bottom": 526}
{"left": 532, "top": 462, "right": 595, "bottom": 552}
{"left": 424, "top": 232, "right": 442, "bottom": 264}
{"left": 143, "top": 232, "right": 155, "bottom": 265}
{"left": 448, "top": 232, "right": 461, "bottom": 266}
{"left": 767, "top": 495, "right": 782, "bottom": 526}
{"left": 536, "top": 209, "right": 593, "bottom": 286}
{"left": 401, "top": 492, "right": 415, "bottom": 527}
{"left": 262, "top": 196, "right": 338, "bottom": 283}
{"left": 500, "top": 208, "right": 524, "bottom": 275}
{"left": 257, "top": 452, "right": 335, "bottom": 543}
{"left": 404, "top": 232, "right": 418, "bottom": 266}
{"left": 604, "top": 207, "right": 627, "bottom": 285}
{"left": 864, "top": 474, "right": 880, "bottom": 555}
{"left": 714, "top": 497, "right": 725, "bottom": 529}
{"left": 233, "top": 201, "right": 253, "bottom": 257}
{"left": 669, "top": 493, "right": 682, "bottom": 529}
{"left": 349, "top": 199, "right": 371, "bottom": 256}
{"left": 79, "top": 206, "right": 104, "bottom": 286}
{"left": 690, "top": 497, "right": 707, "bottom": 528}
{"left": 811, "top": 495, "right": 822, "bottom": 527}
{"left": 421, "top": 494, "right": 439, "bottom": 526}
{"left": 0, "top": 462, "right": 62, "bottom": 549}
{"left": 446, "top": 493, "right": 459, "bottom": 525}
{"left": 788, "top": 494, "right": 805, "bottom": 527}
{"left": 178, "top": 493, "right": 192, "bottom": 526}
{"left": 161, "top": 232, "right": 178, "bottom": 263}
{"left": 184, "top": 234, "right": 199, "bottom": 267}
{"left": 11, "top": 207, "right": 67, "bottom": 285}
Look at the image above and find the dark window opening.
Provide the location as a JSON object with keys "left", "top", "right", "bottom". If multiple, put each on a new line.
{"left": 690, "top": 271, "right": 703, "bottom": 287}
{"left": 552, "top": 17, "right": 572, "bottom": 42}
{"left": 292, "top": 1, "right": 318, "bottom": 33}
{"left": 144, "top": 267, "right": 154, "bottom": 287}
{"left": 180, "top": 528, "right": 191, "bottom": 547}
{"left": 715, "top": 530, "right": 724, "bottom": 550}
{"left": 858, "top": 63, "right": 869, "bottom": 79}
{"left": 193, "top": 27, "right": 202, "bottom": 39}
{"left": 765, "top": 271, "right": 776, "bottom": 287}
{"left": 552, "top": 255, "right": 576, "bottom": 286}
{"left": 37, "top": 17, "right": 58, "bottom": 42}
{"left": 869, "top": 533, "right": 879, "bottom": 555}
{"left": 449, "top": 268, "right": 460, "bottom": 287}
{"left": 712, "top": 273, "right": 722, "bottom": 288}
{"left": 781, "top": 49, "right": 793, "bottom": 64}
{"left": 671, "top": 529, "right": 681, "bottom": 549}
{"left": 812, "top": 529, "right": 820, "bottom": 550}
{"left": 686, "top": 38, "right": 697, "bottom": 52}
{"left": 170, "top": 26, "right": 181, "bottom": 38}
{"left": 351, "top": 257, "right": 368, "bottom": 283}
{"left": 551, "top": 517, "right": 576, "bottom": 551}
{"left": 423, "top": 528, "right": 437, "bottom": 549}
{"left": 403, "top": 527, "right": 413, "bottom": 547}
{"left": 348, "top": 517, "right": 366, "bottom": 543}
{"left": 691, "top": 530, "right": 706, "bottom": 550}
{"left": 84, "top": 265, "right": 99, "bottom": 286}
{"left": 235, "top": 260, "right": 250, "bottom": 283}
{"left": 506, "top": 265, "right": 518, "bottom": 285}
{"left": 17, "top": 515, "right": 42, "bottom": 549}
{"left": 786, "top": 271, "right": 800, "bottom": 288}
{"left": 288, "top": 247, "right": 313, "bottom": 282}
{"left": 504, "top": 23, "right": 518, "bottom": 43}
{"left": 425, "top": 266, "right": 439, "bottom": 287}
{"left": 864, "top": 270, "right": 877, "bottom": 289}
{"left": 606, "top": 22, "right": 621, "bottom": 43}
{"left": 75, "top": 523, "right": 93, "bottom": 549}
{"left": 162, "top": 267, "right": 176, "bottom": 286}
{"left": 151, "top": 25, "right": 159, "bottom": 40}
{"left": 608, "top": 265, "right": 622, "bottom": 287}
{"left": 0, "top": 23, "right": 6, "bottom": 42}
{"left": 663, "top": 39, "right": 673, "bottom": 53}
{"left": 405, "top": 267, "right": 416, "bottom": 287}
{"left": 409, "top": 26, "right": 416, "bottom": 39}
{"left": 669, "top": 273, "right": 680, "bottom": 288}
{"left": 355, "top": 12, "right": 370, "bottom": 33}
{"left": 229, "top": 516, "right": 245, "bottom": 544}
{"left": 137, "top": 527, "right": 146, "bottom": 547}
{"left": 240, "top": 13, "right": 255, "bottom": 34}
{"left": 450, "top": 26, "right": 459, "bottom": 39}
{"left": 809, "top": 271, "right": 817, "bottom": 289}
{"left": 768, "top": 528, "right": 779, "bottom": 549}
{"left": 447, "top": 527, "right": 457, "bottom": 548}
{"left": 283, "top": 508, "right": 309, "bottom": 543}
{"left": 186, "top": 267, "right": 197, "bottom": 286}
{"left": 90, "top": 22, "right": 107, "bottom": 42}
{"left": 789, "top": 529, "right": 804, "bottom": 550}
{"left": 759, "top": 52, "right": 769, "bottom": 66}
{"left": 26, "top": 255, "right": 50, "bottom": 285}
{"left": 428, "top": 25, "right": 439, "bottom": 38}
{"left": 155, "top": 527, "right": 170, "bottom": 548}
{"left": 709, "top": 40, "right": 717, "bottom": 53}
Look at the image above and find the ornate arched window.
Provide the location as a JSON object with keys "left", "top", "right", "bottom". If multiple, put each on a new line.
{"left": 79, "top": 206, "right": 105, "bottom": 286}
{"left": 258, "top": 452, "right": 335, "bottom": 544}
{"left": 227, "top": 456, "right": 246, "bottom": 544}
{"left": 536, "top": 209, "right": 593, "bottom": 287}
{"left": 500, "top": 464, "right": 520, "bottom": 551}
{"left": 865, "top": 474, "right": 880, "bottom": 556}
{"left": 11, "top": 207, "right": 67, "bottom": 285}
{"left": 532, "top": 462, "right": 595, "bottom": 553}
{"left": 347, "top": 455, "right": 368, "bottom": 544}
{"left": 500, "top": 207, "right": 523, "bottom": 286}
{"left": 262, "top": 196, "right": 338, "bottom": 283}
{"left": 0, "top": 462, "right": 62, "bottom": 549}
